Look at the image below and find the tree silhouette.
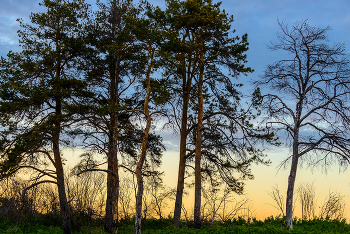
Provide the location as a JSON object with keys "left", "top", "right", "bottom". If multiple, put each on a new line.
{"left": 256, "top": 20, "right": 350, "bottom": 229}
{"left": 0, "top": 0, "right": 90, "bottom": 233}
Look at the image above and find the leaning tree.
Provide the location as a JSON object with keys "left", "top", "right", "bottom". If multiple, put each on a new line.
{"left": 256, "top": 21, "right": 350, "bottom": 229}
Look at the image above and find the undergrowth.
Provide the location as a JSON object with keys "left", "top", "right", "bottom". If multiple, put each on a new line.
{"left": 0, "top": 216, "right": 349, "bottom": 234}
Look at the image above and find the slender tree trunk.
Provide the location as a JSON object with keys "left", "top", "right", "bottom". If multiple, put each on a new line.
{"left": 134, "top": 167, "right": 144, "bottom": 234}
{"left": 134, "top": 57, "right": 153, "bottom": 234}
{"left": 173, "top": 81, "right": 191, "bottom": 228}
{"left": 53, "top": 60, "right": 71, "bottom": 234}
{"left": 54, "top": 148, "right": 72, "bottom": 234}
{"left": 105, "top": 55, "right": 120, "bottom": 233}
{"left": 193, "top": 60, "right": 204, "bottom": 229}
{"left": 105, "top": 132, "right": 119, "bottom": 233}
{"left": 53, "top": 112, "right": 71, "bottom": 234}
{"left": 285, "top": 129, "right": 299, "bottom": 229}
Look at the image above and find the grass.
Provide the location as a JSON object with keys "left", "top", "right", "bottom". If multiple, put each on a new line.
{"left": 0, "top": 216, "right": 349, "bottom": 234}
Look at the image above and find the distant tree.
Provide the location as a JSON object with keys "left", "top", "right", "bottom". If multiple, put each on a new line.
{"left": 256, "top": 21, "right": 350, "bottom": 229}
{"left": 267, "top": 185, "right": 285, "bottom": 216}
{"left": 297, "top": 182, "right": 316, "bottom": 220}
{"left": 0, "top": 1, "right": 90, "bottom": 233}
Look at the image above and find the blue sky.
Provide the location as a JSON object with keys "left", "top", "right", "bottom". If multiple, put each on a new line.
{"left": 1, "top": 0, "right": 350, "bottom": 91}
{"left": 1, "top": 0, "right": 350, "bottom": 150}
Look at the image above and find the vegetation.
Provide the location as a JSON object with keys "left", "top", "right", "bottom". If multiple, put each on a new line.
{"left": 1, "top": 215, "right": 350, "bottom": 234}
{"left": 0, "top": 0, "right": 350, "bottom": 234}
{"left": 1, "top": 172, "right": 348, "bottom": 233}
{"left": 0, "top": 0, "right": 91, "bottom": 233}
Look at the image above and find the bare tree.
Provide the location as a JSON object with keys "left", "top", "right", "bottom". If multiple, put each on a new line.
{"left": 319, "top": 191, "right": 346, "bottom": 220}
{"left": 66, "top": 171, "right": 106, "bottom": 219}
{"left": 255, "top": 20, "right": 350, "bottom": 229}
{"left": 0, "top": 173, "right": 59, "bottom": 219}
{"left": 201, "top": 184, "right": 251, "bottom": 226}
{"left": 267, "top": 185, "right": 285, "bottom": 216}
{"left": 147, "top": 176, "right": 175, "bottom": 219}
{"left": 118, "top": 175, "right": 134, "bottom": 221}
{"left": 297, "top": 182, "right": 315, "bottom": 220}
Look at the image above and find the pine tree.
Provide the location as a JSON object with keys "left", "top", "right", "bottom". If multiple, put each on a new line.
{"left": 0, "top": 1, "right": 90, "bottom": 233}
{"left": 148, "top": 0, "right": 270, "bottom": 228}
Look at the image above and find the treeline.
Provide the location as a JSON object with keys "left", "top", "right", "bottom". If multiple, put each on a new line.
{"left": 1, "top": 0, "right": 350, "bottom": 234}
{"left": 0, "top": 0, "right": 269, "bottom": 233}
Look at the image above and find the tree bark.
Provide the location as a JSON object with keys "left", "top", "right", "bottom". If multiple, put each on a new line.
{"left": 54, "top": 149, "right": 72, "bottom": 234}
{"left": 53, "top": 112, "right": 71, "bottom": 234}
{"left": 104, "top": 133, "right": 119, "bottom": 233}
{"left": 104, "top": 47, "right": 121, "bottom": 232}
{"left": 193, "top": 51, "right": 204, "bottom": 229}
{"left": 134, "top": 56, "right": 153, "bottom": 234}
{"left": 134, "top": 167, "right": 144, "bottom": 234}
{"left": 285, "top": 129, "right": 299, "bottom": 229}
{"left": 173, "top": 72, "right": 192, "bottom": 228}
{"left": 54, "top": 57, "right": 71, "bottom": 234}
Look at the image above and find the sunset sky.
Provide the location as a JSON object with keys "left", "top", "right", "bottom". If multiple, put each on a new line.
{"left": 1, "top": 0, "right": 350, "bottom": 220}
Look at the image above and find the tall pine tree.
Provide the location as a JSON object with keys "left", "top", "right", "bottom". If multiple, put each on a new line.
{"left": 148, "top": 0, "right": 271, "bottom": 228}
{"left": 0, "top": 1, "right": 90, "bottom": 233}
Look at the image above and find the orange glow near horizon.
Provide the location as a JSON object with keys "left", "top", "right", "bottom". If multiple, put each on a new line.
{"left": 63, "top": 148, "right": 350, "bottom": 222}
{"left": 160, "top": 149, "right": 350, "bottom": 221}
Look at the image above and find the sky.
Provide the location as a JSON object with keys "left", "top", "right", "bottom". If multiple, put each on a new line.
{"left": 1, "top": 0, "right": 350, "bottom": 220}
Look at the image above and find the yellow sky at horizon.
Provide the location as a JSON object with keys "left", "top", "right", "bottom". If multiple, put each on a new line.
{"left": 156, "top": 149, "right": 350, "bottom": 221}
{"left": 63, "top": 147, "right": 350, "bottom": 222}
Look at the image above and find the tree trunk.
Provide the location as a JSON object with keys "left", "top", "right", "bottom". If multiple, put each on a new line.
{"left": 134, "top": 57, "right": 153, "bottom": 234}
{"left": 56, "top": 162, "right": 71, "bottom": 234}
{"left": 194, "top": 49, "right": 204, "bottom": 229}
{"left": 134, "top": 166, "right": 144, "bottom": 234}
{"left": 173, "top": 85, "right": 191, "bottom": 228}
{"left": 104, "top": 137, "right": 119, "bottom": 233}
{"left": 193, "top": 77, "right": 203, "bottom": 229}
{"left": 53, "top": 132, "right": 71, "bottom": 234}
{"left": 285, "top": 130, "right": 299, "bottom": 229}
{"left": 105, "top": 33, "right": 121, "bottom": 232}
{"left": 104, "top": 73, "right": 120, "bottom": 233}
{"left": 53, "top": 62, "right": 71, "bottom": 234}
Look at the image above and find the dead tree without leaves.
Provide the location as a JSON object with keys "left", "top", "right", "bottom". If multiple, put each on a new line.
{"left": 319, "top": 191, "right": 346, "bottom": 220}
{"left": 267, "top": 185, "right": 285, "bottom": 216}
{"left": 255, "top": 20, "right": 350, "bottom": 229}
{"left": 202, "top": 185, "right": 251, "bottom": 226}
{"left": 297, "top": 182, "right": 316, "bottom": 220}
